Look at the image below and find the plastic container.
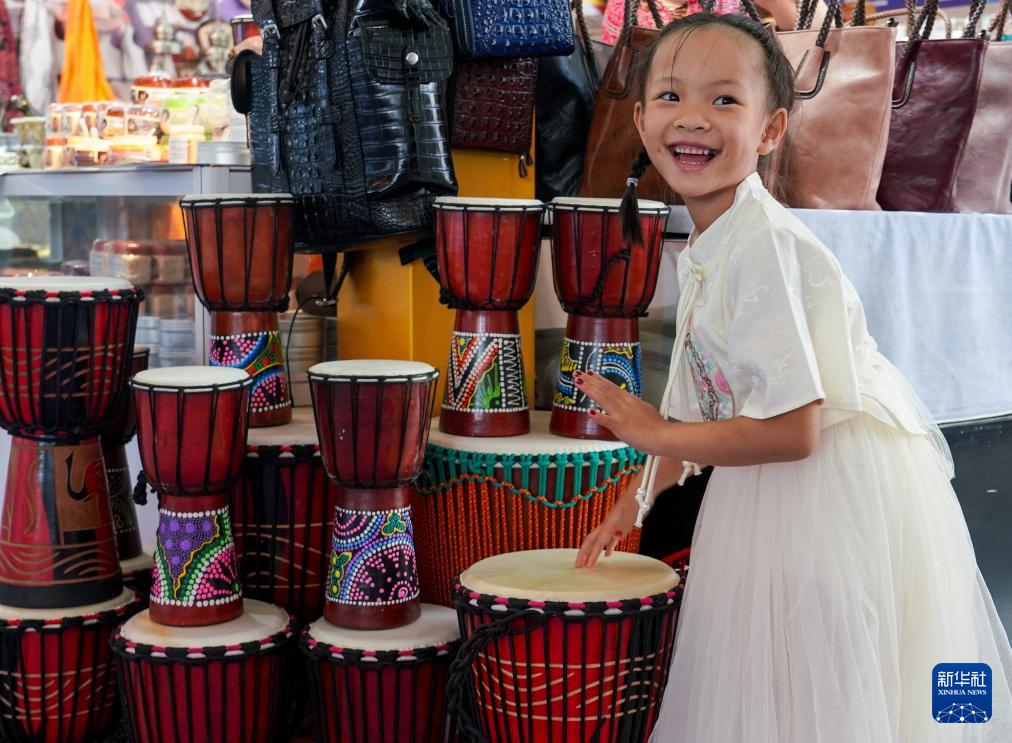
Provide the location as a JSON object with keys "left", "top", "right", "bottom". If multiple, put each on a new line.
{"left": 126, "top": 106, "right": 162, "bottom": 137}
{"left": 159, "top": 318, "right": 196, "bottom": 349}
{"left": 108, "top": 135, "right": 160, "bottom": 164}
{"left": 143, "top": 284, "right": 194, "bottom": 318}
{"left": 68, "top": 137, "right": 110, "bottom": 167}
{"left": 10, "top": 117, "right": 46, "bottom": 147}
{"left": 44, "top": 136, "right": 69, "bottom": 169}
{"left": 131, "top": 75, "right": 173, "bottom": 106}
{"left": 100, "top": 104, "right": 127, "bottom": 139}
{"left": 168, "top": 125, "right": 206, "bottom": 164}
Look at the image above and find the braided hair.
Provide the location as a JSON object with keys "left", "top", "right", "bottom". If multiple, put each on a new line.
{"left": 618, "top": 11, "right": 797, "bottom": 246}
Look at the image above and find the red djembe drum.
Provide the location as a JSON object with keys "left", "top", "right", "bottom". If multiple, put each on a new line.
{"left": 450, "top": 549, "right": 681, "bottom": 743}
{"left": 101, "top": 347, "right": 150, "bottom": 583}
{"left": 112, "top": 598, "right": 296, "bottom": 743}
{"left": 230, "top": 408, "right": 342, "bottom": 624}
{"left": 0, "top": 589, "right": 141, "bottom": 743}
{"left": 434, "top": 197, "right": 544, "bottom": 437}
{"left": 0, "top": 277, "right": 142, "bottom": 608}
{"left": 180, "top": 193, "right": 295, "bottom": 428}
{"left": 131, "top": 366, "right": 252, "bottom": 627}
{"left": 548, "top": 198, "right": 669, "bottom": 440}
{"left": 307, "top": 360, "right": 438, "bottom": 630}
{"left": 301, "top": 603, "right": 461, "bottom": 743}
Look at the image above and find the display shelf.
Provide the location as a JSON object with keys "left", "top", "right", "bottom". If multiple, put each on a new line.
{"left": 0, "top": 164, "right": 253, "bottom": 199}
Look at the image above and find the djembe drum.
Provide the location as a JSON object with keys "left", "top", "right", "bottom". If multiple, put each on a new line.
{"left": 0, "top": 589, "right": 140, "bottom": 743}
{"left": 307, "top": 360, "right": 438, "bottom": 630}
{"left": 180, "top": 193, "right": 295, "bottom": 428}
{"left": 101, "top": 347, "right": 150, "bottom": 563}
{"left": 412, "top": 411, "right": 645, "bottom": 607}
{"left": 301, "top": 603, "right": 461, "bottom": 743}
{"left": 0, "top": 277, "right": 142, "bottom": 608}
{"left": 112, "top": 599, "right": 296, "bottom": 743}
{"left": 450, "top": 549, "right": 680, "bottom": 743}
{"left": 131, "top": 366, "right": 252, "bottom": 626}
{"left": 434, "top": 197, "right": 544, "bottom": 437}
{"left": 230, "top": 408, "right": 341, "bottom": 624}
{"left": 548, "top": 198, "right": 669, "bottom": 440}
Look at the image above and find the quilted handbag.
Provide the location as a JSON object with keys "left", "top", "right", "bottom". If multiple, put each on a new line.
{"left": 249, "top": 0, "right": 458, "bottom": 251}
{"left": 450, "top": 56, "right": 537, "bottom": 175}
{"left": 874, "top": 0, "right": 986, "bottom": 212}
{"left": 443, "top": 0, "right": 574, "bottom": 58}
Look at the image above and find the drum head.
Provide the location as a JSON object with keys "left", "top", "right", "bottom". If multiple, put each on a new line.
{"left": 434, "top": 196, "right": 543, "bottom": 209}
{"left": 308, "top": 603, "right": 458, "bottom": 652}
{"left": 307, "top": 359, "right": 438, "bottom": 382}
{"left": 246, "top": 407, "right": 319, "bottom": 447}
{"left": 120, "top": 599, "right": 289, "bottom": 647}
{"left": 0, "top": 588, "right": 136, "bottom": 621}
{"left": 549, "top": 197, "right": 669, "bottom": 214}
{"left": 133, "top": 366, "right": 250, "bottom": 389}
{"left": 427, "top": 410, "right": 630, "bottom": 455}
{"left": 0, "top": 276, "right": 135, "bottom": 292}
{"left": 458, "top": 549, "right": 677, "bottom": 602}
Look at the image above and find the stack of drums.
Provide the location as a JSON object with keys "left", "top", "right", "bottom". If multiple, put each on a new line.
{"left": 300, "top": 360, "right": 462, "bottom": 742}
{"left": 113, "top": 366, "right": 296, "bottom": 743}
{"left": 0, "top": 277, "right": 143, "bottom": 743}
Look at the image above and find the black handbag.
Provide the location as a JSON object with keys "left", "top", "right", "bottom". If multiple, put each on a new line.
{"left": 249, "top": 0, "right": 458, "bottom": 251}
{"left": 534, "top": 0, "right": 601, "bottom": 201}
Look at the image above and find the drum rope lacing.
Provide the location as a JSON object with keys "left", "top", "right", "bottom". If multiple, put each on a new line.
{"left": 634, "top": 258, "right": 705, "bottom": 527}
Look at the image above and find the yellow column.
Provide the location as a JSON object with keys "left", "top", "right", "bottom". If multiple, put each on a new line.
{"left": 336, "top": 151, "right": 537, "bottom": 412}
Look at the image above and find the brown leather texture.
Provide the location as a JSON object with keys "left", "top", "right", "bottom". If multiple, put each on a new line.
{"left": 953, "top": 41, "right": 1012, "bottom": 214}
{"left": 578, "top": 25, "right": 675, "bottom": 203}
{"left": 451, "top": 56, "right": 538, "bottom": 155}
{"left": 770, "top": 25, "right": 897, "bottom": 210}
{"left": 877, "top": 38, "right": 986, "bottom": 212}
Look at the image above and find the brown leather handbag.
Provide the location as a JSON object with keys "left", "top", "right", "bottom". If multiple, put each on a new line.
{"left": 875, "top": 0, "right": 987, "bottom": 211}
{"left": 450, "top": 56, "right": 539, "bottom": 176}
{"left": 953, "top": 0, "right": 1012, "bottom": 214}
{"left": 578, "top": 0, "right": 675, "bottom": 202}
{"left": 768, "top": 0, "right": 897, "bottom": 210}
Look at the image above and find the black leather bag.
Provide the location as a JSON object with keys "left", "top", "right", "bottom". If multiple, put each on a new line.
{"left": 249, "top": 0, "right": 458, "bottom": 251}
{"left": 534, "top": 0, "right": 601, "bottom": 201}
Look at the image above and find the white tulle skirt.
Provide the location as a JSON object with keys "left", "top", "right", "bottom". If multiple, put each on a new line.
{"left": 651, "top": 413, "right": 1012, "bottom": 742}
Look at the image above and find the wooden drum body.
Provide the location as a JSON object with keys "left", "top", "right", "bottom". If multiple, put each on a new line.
{"left": 413, "top": 411, "right": 644, "bottom": 606}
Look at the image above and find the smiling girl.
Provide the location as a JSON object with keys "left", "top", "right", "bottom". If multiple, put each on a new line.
{"left": 573, "top": 12, "right": 1012, "bottom": 742}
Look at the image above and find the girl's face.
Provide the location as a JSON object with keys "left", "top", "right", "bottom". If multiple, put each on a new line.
{"left": 634, "top": 27, "right": 787, "bottom": 221}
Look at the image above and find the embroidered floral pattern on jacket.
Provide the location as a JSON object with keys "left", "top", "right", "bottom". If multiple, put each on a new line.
{"left": 685, "top": 331, "right": 735, "bottom": 421}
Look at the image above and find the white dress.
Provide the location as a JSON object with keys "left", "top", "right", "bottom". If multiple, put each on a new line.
{"left": 647, "top": 174, "right": 1012, "bottom": 742}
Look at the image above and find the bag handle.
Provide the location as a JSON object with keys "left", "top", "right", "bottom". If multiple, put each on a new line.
{"left": 619, "top": 0, "right": 666, "bottom": 46}
{"left": 739, "top": 0, "right": 764, "bottom": 23}
{"left": 863, "top": 7, "right": 952, "bottom": 37}
{"left": 573, "top": 0, "right": 601, "bottom": 86}
{"left": 989, "top": 0, "right": 1010, "bottom": 38}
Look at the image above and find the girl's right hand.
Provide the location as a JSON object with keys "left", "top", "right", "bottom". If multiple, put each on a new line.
{"left": 575, "top": 478, "right": 643, "bottom": 569}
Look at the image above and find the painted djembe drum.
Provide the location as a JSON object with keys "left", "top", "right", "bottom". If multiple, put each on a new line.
{"left": 0, "top": 589, "right": 140, "bottom": 743}
{"left": 230, "top": 408, "right": 341, "bottom": 624}
{"left": 101, "top": 347, "right": 151, "bottom": 582}
{"left": 412, "top": 411, "right": 644, "bottom": 607}
{"left": 434, "top": 197, "right": 544, "bottom": 437}
{"left": 301, "top": 603, "right": 461, "bottom": 743}
{"left": 181, "top": 193, "right": 295, "bottom": 428}
{"left": 548, "top": 198, "right": 669, "bottom": 440}
{"left": 307, "top": 360, "right": 439, "bottom": 630}
{"left": 450, "top": 549, "right": 681, "bottom": 743}
{"left": 131, "top": 366, "right": 252, "bottom": 627}
{"left": 112, "top": 599, "right": 296, "bottom": 743}
{"left": 0, "top": 277, "right": 142, "bottom": 608}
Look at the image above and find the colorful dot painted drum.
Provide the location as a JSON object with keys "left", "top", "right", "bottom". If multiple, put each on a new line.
{"left": 131, "top": 366, "right": 252, "bottom": 627}
{"left": 307, "top": 360, "right": 439, "bottom": 631}
{"left": 180, "top": 193, "right": 295, "bottom": 428}
{"left": 0, "top": 277, "right": 142, "bottom": 609}
{"left": 0, "top": 589, "right": 141, "bottom": 743}
{"left": 548, "top": 198, "right": 669, "bottom": 440}
{"left": 112, "top": 599, "right": 296, "bottom": 743}
{"left": 451, "top": 549, "right": 681, "bottom": 743}
{"left": 434, "top": 197, "right": 544, "bottom": 437}
{"left": 301, "top": 603, "right": 461, "bottom": 743}
{"left": 101, "top": 347, "right": 150, "bottom": 565}
{"left": 412, "top": 411, "right": 645, "bottom": 607}
{"left": 230, "top": 408, "right": 342, "bottom": 624}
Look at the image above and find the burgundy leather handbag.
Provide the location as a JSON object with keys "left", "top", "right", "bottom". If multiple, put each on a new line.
{"left": 875, "top": 0, "right": 987, "bottom": 212}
